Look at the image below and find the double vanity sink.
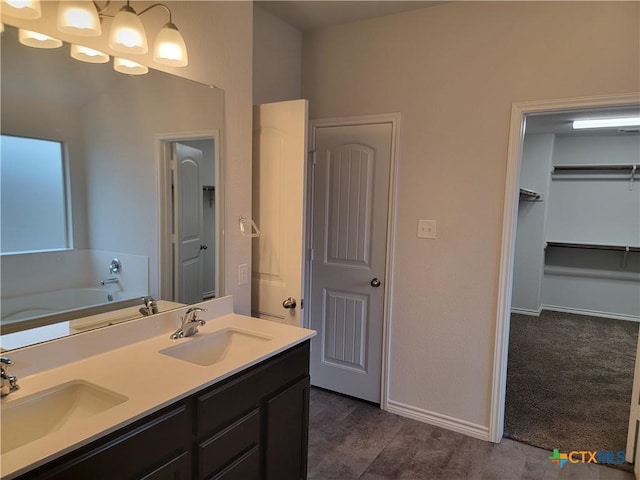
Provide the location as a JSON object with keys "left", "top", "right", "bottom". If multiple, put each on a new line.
{"left": 0, "top": 296, "right": 315, "bottom": 479}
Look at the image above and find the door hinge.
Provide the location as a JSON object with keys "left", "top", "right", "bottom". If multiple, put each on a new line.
{"left": 301, "top": 298, "right": 304, "bottom": 309}
{"left": 308, "top": 248, "right": 315, "bottom": 261}
{"left": 308, "top": 150, "right": 317, "bottom": 165}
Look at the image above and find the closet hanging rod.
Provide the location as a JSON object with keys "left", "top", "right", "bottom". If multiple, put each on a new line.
{"left": 546, "top": 241, "right": 640, "bottom": 253}
{"left": 552, "top": 164, "right": 638, "bottom": 172}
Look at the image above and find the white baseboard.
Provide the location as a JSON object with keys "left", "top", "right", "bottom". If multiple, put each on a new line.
{"left": 510, "top": 307, "right": 541, "bottom": 316}
{"left": 385, "top": 399, "right": 490, "bottom": 442}
{"left": 541, "top": 304, "right": 639, "bottom": 323}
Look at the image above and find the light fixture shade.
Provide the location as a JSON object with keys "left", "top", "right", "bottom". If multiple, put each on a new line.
{"left": 153, "top": 23, "right": 188, "bottom": 67}
{"left": 2, "top": 0, "right": 41, "bottom": 19}
{"left": 57, "top": 1, "right": 101, "bottom": 37}
{"left": 18, "top": 28, "right": 62, "bottom": 49}
{"left": 114, "top": 57, "right": 148, "bottom": 75}
{"left": 71, "top": 44, "right": 109, "bottom": 63}
{"left": 109, "top": 5, "right": 148, "bottom": 54}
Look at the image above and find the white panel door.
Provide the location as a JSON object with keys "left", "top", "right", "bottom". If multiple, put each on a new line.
{"left": 252, "top": 100, "right": 308, "bottom": 326}
{"left": 175, "top": 143, "right": 204, "bottom": 305}
{"left": 309, "top": 123, "right": 392, "bottom": 403}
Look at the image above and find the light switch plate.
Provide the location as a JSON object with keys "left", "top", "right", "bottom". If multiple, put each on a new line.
{"left": 417, "top": 220, "right": 437, "bottom": 239}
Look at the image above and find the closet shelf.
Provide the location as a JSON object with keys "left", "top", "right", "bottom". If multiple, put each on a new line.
{"left": 546, "top": 241, "right": 640, "bottom": 268}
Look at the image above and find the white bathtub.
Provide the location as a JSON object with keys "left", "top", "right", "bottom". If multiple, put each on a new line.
{"left": 1, "top": 288, "right": 127, "bottom": 324}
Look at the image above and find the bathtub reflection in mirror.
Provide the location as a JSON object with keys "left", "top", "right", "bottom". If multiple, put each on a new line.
{"left": 0, "top": 25, "right": 224, "bottom": 350}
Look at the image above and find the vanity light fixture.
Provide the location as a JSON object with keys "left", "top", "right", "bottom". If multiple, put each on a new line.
{"left": 113, "top": 56, "right": 148, "bottom": 75}
{"left": 573, "top": 117, "right": 640, "bottom": 129}
{"left": 1, "top": 0, "right": 41, "bottom": 19}
{"left": 71, "top": 44, "right": 109, "bottom": 63}
{"left": 18, "top": 28, "right": 62, "bottom": 48}
{"left": 6, "top": 0, "right": 188, "bottom": 69}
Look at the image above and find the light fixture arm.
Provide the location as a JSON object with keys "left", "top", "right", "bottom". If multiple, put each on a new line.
{"left": 92, "top": 1, "right": 111, "bottom": 17}
{"left": 137, "top": 3, "right": 173, "bottom": 24}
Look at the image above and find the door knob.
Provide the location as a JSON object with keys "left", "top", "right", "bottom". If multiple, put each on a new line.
{"left": 370, "top": 278, "right": 381, "bottom": 288}
{"left": 199, "top": 244, "right": 208, "bottom": 250}
{"left": 283, "top": 297, "right": 297, "bottom": 309}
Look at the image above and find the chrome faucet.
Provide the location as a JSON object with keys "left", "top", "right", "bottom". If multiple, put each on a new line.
{"left": 170, "top": 307, "right": 207, "bottom": 339}
{"left": 1, "top": 357, "right": 19, "bottom": 396}
{"left": 139, "top": 296, "right": 158, "bottom": 316}
{"left": 100, "top": 277, "right": 119, "bottom": 286}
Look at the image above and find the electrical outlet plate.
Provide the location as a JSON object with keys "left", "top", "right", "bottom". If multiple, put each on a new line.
{"left": 417, "top": 220, "right": 437, "bottom": 239}
{"left": 238, "top": 264, "right": 248, "bottom": 285}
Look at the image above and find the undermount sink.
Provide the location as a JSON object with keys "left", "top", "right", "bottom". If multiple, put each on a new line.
{"left": 1, "top": 380, "right": 128, "bottom": 454}
{"left": 160, "top": 328, "right": 273, "bottom": 366}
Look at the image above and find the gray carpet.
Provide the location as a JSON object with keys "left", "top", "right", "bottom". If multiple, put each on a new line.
{"left": 504, "top": 311, "right": 638, "bottom": 468}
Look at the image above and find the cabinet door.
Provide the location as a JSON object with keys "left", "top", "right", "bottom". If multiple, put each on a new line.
{"left": 140, "top": 451, "right": 191, "bottom": 480}
{"left": 264, "top": 376, "right": 310, "bottom": 480}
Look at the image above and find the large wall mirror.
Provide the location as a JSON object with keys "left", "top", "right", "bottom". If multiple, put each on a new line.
{"left": 0, "top": 24, "right": 225, "bottom": 350}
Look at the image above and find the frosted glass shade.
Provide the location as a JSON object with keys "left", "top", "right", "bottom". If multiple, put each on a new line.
{"left": 109, "top": 5, "right": 148, "bottom": 54}
{"left": 57, "top": 1, "right": 101, "bottom": 36}
{"left": 71, "top": 44, "right": 109, "bottom": 63}
{"left": 113, "top": 57, "right": 148, "bottom": 75}
{"left": 2, "top": 0, "right": 41, "bottom": 19}
{"left": 153, "top": 23, "right": 188, "bottom": 67}
{"left": 18, "top": 29, "right": 62, "bottom": 49}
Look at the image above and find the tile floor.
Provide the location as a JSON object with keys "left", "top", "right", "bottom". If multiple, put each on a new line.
{"left": 307, "top": 388, "right": 635, "bottom": 480}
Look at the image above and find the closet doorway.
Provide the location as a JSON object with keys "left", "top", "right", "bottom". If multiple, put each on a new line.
{"left": 490, "top": 94, "right": 640, "bottom": 466}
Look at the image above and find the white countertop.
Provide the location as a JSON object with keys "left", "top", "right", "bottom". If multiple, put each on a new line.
{"left": 0, "top": 296, "right": 316, "bottom": 479}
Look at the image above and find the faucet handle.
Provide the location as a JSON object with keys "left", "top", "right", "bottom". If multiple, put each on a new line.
{"left": 0, "top": 357, "right": 13, "bottom": 371}
{"left": 186, "top": 307, "right": 205, "bottom": 315}
{"left": 184, "top": 307, "right": 206, "bottom": 326}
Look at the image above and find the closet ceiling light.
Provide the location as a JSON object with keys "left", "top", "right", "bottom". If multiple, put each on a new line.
{"left": 573, "top": 117, "right": 640, "bottom": 129}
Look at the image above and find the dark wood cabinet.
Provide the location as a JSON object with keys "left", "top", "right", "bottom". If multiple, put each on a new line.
{"left": 18, "top": 341, "right": 310, "bottom": 480}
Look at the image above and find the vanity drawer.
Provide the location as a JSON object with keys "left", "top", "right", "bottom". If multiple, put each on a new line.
{"left": 24, "top": 403, "right": 191, "bottom": 480}
{"left": 197, "top": 408, "right": 260, "bottom": 479}
{"left": 210, "top": 446, "right": 260, "bottom": 480}
{"left": 195, "top": 342, "right": 309, "bottom": 436}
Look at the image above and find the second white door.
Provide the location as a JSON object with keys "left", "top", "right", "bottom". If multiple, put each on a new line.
{"left": 175, "top": 142, "right": 204, "bottom": 305}
{"left": 309, "top": 122, "right": 393, "bottom": 403}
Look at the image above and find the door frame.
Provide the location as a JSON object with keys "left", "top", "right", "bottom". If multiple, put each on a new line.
{"left": 157, "top": 130, "right": 223, "bottom": 303}
{"left": 307, "top": 113, "right": 401, "bottom": 410}
{"left": 489, "top": 92, "right": 640, "bottom": 443}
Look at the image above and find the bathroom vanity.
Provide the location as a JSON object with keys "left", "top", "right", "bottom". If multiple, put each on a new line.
{"left": 0, "top": 297, "right": 315, "bottom": 480}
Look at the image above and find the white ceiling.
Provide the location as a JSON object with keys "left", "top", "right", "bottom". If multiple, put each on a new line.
{"left": 257, "top": 1, "right": 445, "bottom": 31}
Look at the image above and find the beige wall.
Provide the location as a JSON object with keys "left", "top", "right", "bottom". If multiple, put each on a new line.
{"left": 302, "top": 1, "right": 640, "bottom": 431}
{"left": 253, "top": 5, "right": 302, "bottom": 104}
{"left": 1, "top": 1, "right": 254, "bottom": 313}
